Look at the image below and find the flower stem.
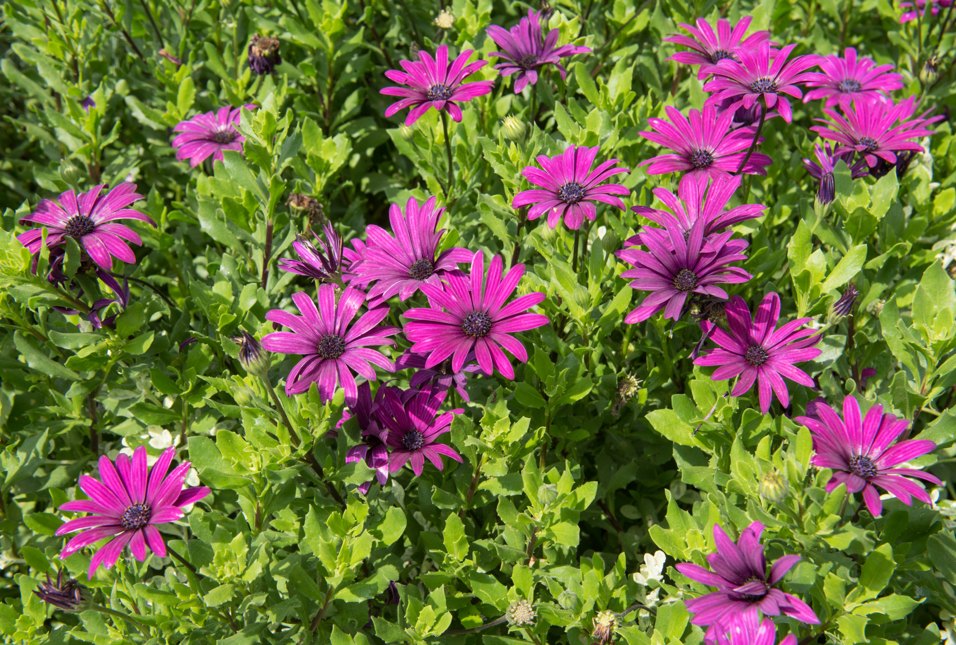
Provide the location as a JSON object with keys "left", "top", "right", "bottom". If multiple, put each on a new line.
{"left": 530, "top": 83, "right": 537, "bottom": 128}
{"left": 100, "top": 0, "right": 146, "bottom": 63}
{"left": 168, "top": 544, "right": 199, "bottom": 575}
{"left": 260, "top": 218, "right": 274, "bottom": 292}
{"left": 137, "top": 0, "right": 165, "bottom": 49}
{"left": 445, "top": 616, "right": 508, "bottom": 636}
{"left": 840, "top": 0, "right": 853, "bottom": 47}
{"left": 441, "top": 110, "right": 454, "bottom": 198}
{"left": 92, "top": 604, "right": 150, "bottom": 636}
{"left": 735, "top": 99, "right": 767, "bottom": 174}
{"left": 572, "top": 227, "right": 581, "bottom": 272}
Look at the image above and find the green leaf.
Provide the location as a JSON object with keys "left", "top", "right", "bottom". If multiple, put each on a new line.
{"left": 913, "top": 260, "right": 956, "bottom": 333}
{"left": 574, "top": 62, "right": 601, "bottom": 106}
{"left": 513, "top": 382, "right": 547, "bottom": 409}
{"left": 857, "top": 542, "right": 894, "bottom": 600}
{"left": 128, "top": 401, "right": 180, "bottom": 425}
{"left": 177, "top": 76, "right": 196, "bottom": 117}
{"left": 443, "top": 514, "right": 468, "bottom": 562}
{"left": 13, "top": 333, "right": 81, "bottom": 381}
{"left": 645, "top": 409, "right": 697, "bottom": 447}
{"left": 820, "top": 244, "right": 868, "bottom": 293}
{"left": 655, "top": 602, "right": 689, "bottom": 640}
{"left": 23, "top": 512, "right": 63, "bottom": 536}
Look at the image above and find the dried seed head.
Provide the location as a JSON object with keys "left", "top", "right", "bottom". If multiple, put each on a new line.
{"left": 507, "top": 599, "right": 536, "bottom": 626}
{"left": 592, "top": 610, "right": 619, "bottom": 644}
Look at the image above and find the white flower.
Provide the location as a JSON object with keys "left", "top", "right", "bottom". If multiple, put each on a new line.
{"left": 632, "top": 550, "right": 666, "bottom": 586}
{"left": 148, "top": 426, "right": 179, "bottom": 450}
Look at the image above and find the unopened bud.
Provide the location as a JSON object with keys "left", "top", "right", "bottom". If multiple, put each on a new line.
{"left": 831, "top": 283, "right": 859, "bottom": 318}
{"left": 399, "top": 124, "right": 416, "bottom": 142}
{"left": 537, "top": 483, "right": 558, "bottom": 507}
{"left": 506, "top": 599, "right": 536, "bottom": 626}
{"left": 921, "top": 56, "right": 940, "bottom": 86}
{"left": 235, "top": 331, "right": 270, "bottom": 378}
{"left": 759, "top": 471, "right": 789, "bottom": 504}
{"left": 601, "top": 231, "right": 619, "bottom": 254}
{"left": 59, "top": 160, "right": 82, "bottom": 185}
{"left": 502, "top": 116, "right": 527, "bottom": 141}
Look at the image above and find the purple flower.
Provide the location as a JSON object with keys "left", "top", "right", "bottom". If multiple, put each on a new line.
{"left": 675, "top": 521, "right": 819, "bottom": 644}
{"left": 343, "top": 382, "right": 390, "bottom": 495}
{"left": 56, "top": 446, "right": 210, "bottom": 578}
{"left": 18, "top": 183, "right": 155, "bottom": 272}
{"left": 811, "top": 97, "right": 941, "bottom": 169}
{"left": 278, "top": 222, "right": 344, "bottom": 282}
{"left": 486, "top": 9, "right": 591, "bottom": 93}
{"left": 395, "top": 350, "right": 480, "bottom": 403}
{"left": 802, "top": 142, "right": 868, "bottom": 204}
{"left": 33, "top": 570, "right": 89, "bottom": 611}
{"left": 379, "top": 387, "right": 462, "bottom": 476}
{"left": 171, "top": 105, "right": 257, "bottom": 168}
{"left": 796, "top": 396, "right": 940, "bottom": 517}
{"left": 403, "top": 251, "right": 549, "bottom": 379}
{"left": 381, "top": 44, "right": 495, "bottom": 126}
{"left": 717, "top": 608, "right": 797, "bottom": 645}
{"left": 859, "top": 367, "right": 877, "bottom": 388}
{"left": 665, "top": 17, "right": 770, "bottom": 80}
{"left": 511, "top": 145, "right": 630, "bottom": 230}
{"left": 80, "top": 96, "right": 96, "bottom": 112}
{"left": 639, "top": 104, "right": 772, "bottom": 188}
{"left": 351, "top": 196, "right": 472, "bottom": 301}
{"left": 694, "top": 293, "right": 822, "bottom": 414}
{"left": 616, "top": 218, "right": 752, "bottom": 323}
{"left": 900, "top": 0, "right": 952, "bottom": 22}
{"left": 704, "top": 43, "right": 820, "bottom": 123}
{"left": 803, "top": 48, "right": 904, "bottom": 109}
{"left": 261, "top": 285, "right": 400, "bottom": 402}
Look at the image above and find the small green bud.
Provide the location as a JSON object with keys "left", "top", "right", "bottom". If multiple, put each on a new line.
{"left": 759, "top": 471, "right": 789, "bottom": 504}
{"left": 601, "top": 230, "right": 619, "bottom": 254}
{"left": 537, "top": 483, "right": 558, "bottom": 507}
{"left": 506, "top": 599, "right": 536, "bottom": 626}
{"left": 920, "top": 56, "right": 940, "bottom": 86}
{"left": 235, "top": 331, "right": 271, "bottom": 379}
{"left": 502, "top": 116, "right": 527, "bottom": 141}
{"left": 399, "top": 124, "right": 416, "bottom": 142}
{"left": 59, "top": 160, "right": 82, "bottom": 185}
{"left": 557, "top": 589, "right": 578, "bottom": 610}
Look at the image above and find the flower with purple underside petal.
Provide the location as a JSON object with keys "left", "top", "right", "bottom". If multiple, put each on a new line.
{"left": 33, "top": 570, "right": 90, "bottom": 611}
{"left": 832, "top": 283, "right": 859, "bottom": 317}
{"left": 381, "top": 44, "right": 495, "bottom": 126}
{"left": 665, "top": 17, "right": 770, "bottom": 80}
{"left": 18, "top": 183, "right": 155, "bottom": 272}
{"left": 512, "top": 145, "right": 630, "bottom": 230}
{"left": 261, "top": 284, "right": 400, "bottom": 402}
{"left": 171, "top": 105, "right": 257, "bottom": 168}
{"left": 803, "top": 48, "right": 904, "bottom": 109}
{"left": 675, "top": 521, "right": 819, "bottom": 645}
{"left": 796, "top": 396, "right": 940, "bottom": 517}
{"left": 717, "top": 608, "right": 798, "bottom": 645}
{"left": 616, "top": 218, "right": 752, "bottom": 323}
{"left": 487, "top": 9, "right": 591, "bottom": 94}
{"left": 694, "top": 293, "right": 822, "bottom": 414}
{"left": 80, "top": 96, "right": 96, "bottom": 112}
{"left": 278, "top": 222, "right": 344, "bottom": 283}
{"left": 802, "top": 142, "right": 868, "bottom": 204}
{"left": 55, "top": 446, "right": 210, "bottom": 579}
{"left": 639, "top": 104, "right": 773, "bottom": 189}
{"left": 343, "top": 382, "right": 390, "bottom": 495}
{"left": 403, "top": 251, "right": 549, "bottom": 379}
{"left": 704, "top": 42, "right": 820, "bottom": 124}
{"left": 810, "top": 96, "right": 942, "bottom": 170}
{"left": 378, "top": 387, "right": 462, "bottom": 476}
{"left": 350, "top": 196, "right": 472, "bottom": 301}
{"left": 395, "top": 349, "right": 480, "bottom": 403}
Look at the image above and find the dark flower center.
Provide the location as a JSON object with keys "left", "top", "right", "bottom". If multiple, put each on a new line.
{"left": 690, "top": 149, "right": 714, "bottom": 169}
{"left": 426, "top": 84, "right": 454, "bottom": 101}
{"left": 558, "top": 182, "right": 586, "bottom": 204}
{"left": 363, "top": 433, "right": 382, "bottom": 447}
{"left": 711, "top": 49, "right": 735, "bottom": 63}
{"left": 316, "top": 334, "right": 346, "bottom": 360}
{"left": 673, "top": 268, "right": 699, "bottom": 292}
{"left": 519, "top": 53, "right": 538, "bottom": 69}
{"left": 121, "top": 503, "right": 152, "bottom": 531}
{"left": 859, "top": 136, "right": 879, "bottom": 152}
{"left": 849, "top": 455, "right": 879, "bottom": 479}
{"left": 401, "top": 430, "right": 425, "bottom": 451}
{"left": 213, "top": 129, "right": 238, "bottom": 145}
{"left": 737, "top": 576, "right": 769, "bottom": 602}
{"left": 408, "top": 258, "right": 435, "bottom": 281}
{"left": 64, "top": 215, "right": 96, "bottom": 238}
{"left": 461, "top": 312, "right": 492, "bottom": 338}
{"left": 750, "top": 77, "right": 778, "bottom": 94}
{"left": 745, "top": 345, "right": 769, "bottom": 366}
{"left": 838, "top": 78, "right": 862, "bottom": 93}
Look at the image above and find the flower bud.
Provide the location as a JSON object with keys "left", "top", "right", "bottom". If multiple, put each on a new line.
{"left": 601, "top": 230, "right": 619, "bottom": 255}
{"left": 33, "top": 571, "right": 92, "bottom": 612}
{"left": 921, "top": 56, "right": 940, "bottom": 86}
{"left": 399, "top": 124, "right": 416, "bottom": 142}
{"left": 759, "top": 471, "right": 789, "bottom": 504}
{"left": 537, "top": 483, "right": 558, "bottom": 507}
{"left": 248, "top": 34, "right": 281, "bottom": 75}
{"left": 831, "top": 283, "right": 858, "bottom": 318}
{"left": 433, "top": 8, "right": 455, "bottom": 29}
{"left": 506, "top": 599, "right": 536, "bottom": 626}
{"left": 592, "top": 610, "right": 619, "bottom": 645}
{"left": 235, "top": 331, "right": 270, "bottom": 379}
{"left": 502, "top": 116, "right": 527, "bottom": 141}
{"left": 59, "top": 160, "right": 82, "bottom": 185}
{"left": 557, "top": 589, "right": 578, "bottom": 610}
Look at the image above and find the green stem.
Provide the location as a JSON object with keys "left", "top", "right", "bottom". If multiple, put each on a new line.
{"left": 572, "top": 227, "right": 581, "bottom": 272}
{"left": 441, "top": 111, "right": 454, "bottom": 198}
{"left": 92, "top": 604, "right": 150, "bottom": 636}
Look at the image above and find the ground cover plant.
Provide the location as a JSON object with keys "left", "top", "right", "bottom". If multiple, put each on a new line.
{"left": 2, "top": 0, "right": 956, "bottom": 643}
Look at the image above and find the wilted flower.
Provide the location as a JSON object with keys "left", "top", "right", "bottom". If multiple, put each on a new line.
{"left": 592, "top": 610, "right": 619, "bottom": 644}
{"left": 172, "top": 105, "right": 257, "bottom": 168}
{"left": 343, "top": 382, "right": 390, "bottom": 495}
{"left": 802, "top": 142, "right": 867, "bottom": 205}
{"left": 507, "top": 599, "right": 536, "bottom": 626}
{"left": 286, "top": 193, "right": 322, "bottom": 221}
{"left": 832, "top": 284, "right": 859, "bottom": 317}
{"left": 612, "top": 372, "right": 642, "bottom": 415}
{"left": 33, "top": 570, "right": 90, "bottom": 611}
{"left": 247, "top": 34, "right": 281, "bottom": 75}
{"left": 758, "top": 471, "right": 789, "bottom": 503}
{"left": 79, "top": 96, "right": 96, "bottom": 112}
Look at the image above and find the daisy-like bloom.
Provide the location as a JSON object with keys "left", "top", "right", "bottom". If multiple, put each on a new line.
{"left": 278, "top": 222, "right": 344, "bottom": 282}
{"left": 18, "top": 183, "right": 155, "bottom": 272}
{"left": 486, "top": 8, "right": 591, "bottom": 94}
{"left": 343, "top": 382, "right": 390, "bottom": 495}
{"left": 676, "top": 522, "right": 819, "bottom": 644}
{"left": 704, "top": 42, "right": 820, "bottom": 123}
{"left": 381, "top": 44, "right": 495, "bottom": 126}
{"left": 403, "top": 251, "right": 549, "bottom": 379}
{"left": 803, "top": 48, "right": 903, "bottom": 109}
{"left": 378, "top": 387, "right": 462, "bottom": 476}
{"left": 802, "top": 142, "right": 868, "bottom": 204}
{"left": 694, "top": 293, "right": 822, "bottom": 414}
{"left": 395, "top": 349, "right": 480, "bottom": 403}
{"left": 351, "top": 196, "right": 472, "bottom": 301}
{"left": 55, "top": 446, "right": 210, "bottom": 578}
{"left": 665, "top": 17, "right": 770, "bottom": 80}
{"left": 171, "top": 105, "right": 256, "bottom": 168}
{"left": 717, "top": 608, "right": 797, "bottom": 645}
{"left": 900, "top": 0, "right": 952, "bottom": 22}
{"left": 261, "top": 285, "right": 400, "bottom": 401}
{"left": 796, "top": 396, "right": 940, "bottom": 517}
{"left": 511, "top": 145, "right": 630, "bottom": 230}
{"left": 639, "top": 104, "right": 772, "bottom": 187}
{"left": 810, "top": 96, "right": 941, "bottom": 170}
{"left": 616, "top": 218, "right": 752, "bottom": 323}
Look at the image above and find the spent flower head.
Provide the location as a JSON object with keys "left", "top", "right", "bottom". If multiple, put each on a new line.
{"left": 247, "top": 34, "right": 281, "bottom": 75}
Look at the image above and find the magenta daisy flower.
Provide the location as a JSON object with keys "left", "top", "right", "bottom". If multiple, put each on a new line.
{"left": 171, "top": 105, "right": 256, "bottom": 168}
{"left": 803, "top": 48, "right": 904, "bottom": 109}
{"left": 694, "top": 293, "right": 822, "bottom": 413}
{"left": 704, "top": 43, "right": 820, "bottom": 123}
{"left": 665, "top": 17, "right": 770, "bottom": 80}
{"left": 403, "top": 251, "right": 549, "bottom": 379}
{"left": 55, "top": 446, "right": 210, "bottom": 578}
{"left": 810, "top": 97, "right": 941, "bottom": 169}
{"left": 395, "top": 349, "right": 480, "bottom": 403}
{"left": 381, "top": 44, "right": 495, "bottom": 126}
{"left": 796, "top": 396, "right": 940, "bottom": 517}
{"left": 639, "top": 104, "right": 773, "bottom": 187}
{"left": 18, "top": 183, "right": 155, "bottom": 272}
{"left": 343, "top": 382, "right": 390, "bottom": 495}
{"left": 351, "top": 196, "right": 472, "bottom": 301}
{"left": 277, "top": 222, "right": 344, "bottom": 282}
{"left": 616, "top": 218, "right": 752, "bottom": 323}
{"left": 378, "top": 387, "right": 462, "bottom": 476}
{"left": 511, "top": 145, "right": 630, "bottom": 230}
{"left": 717, "top": 608, "right": 798, "bottom": 645}
{"left": 676, "top": 521, "right": 819, "bottom": 644}
{"left": 261, "top": 285, "right": 400, "bottom": 402}
{"left": 486, "top": 9, "right": 591, "bottom": 93}
{"left": 900, "top": 0, "right": 952, "bottom": 22}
